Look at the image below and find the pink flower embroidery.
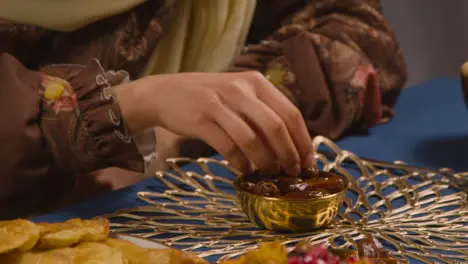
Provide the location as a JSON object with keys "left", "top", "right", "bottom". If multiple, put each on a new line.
{"left": 41, "top": 75, "right": 78, "bottom": 114}
{"left": 51, "top": 94, "right": 78, "bottom": 113}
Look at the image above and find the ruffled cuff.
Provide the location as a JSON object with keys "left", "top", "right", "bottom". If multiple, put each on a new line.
{"left": 41, "top": 60, "right": 146, "bottom": 172}
{"left": 133, "top": 128, "right": 158, "bottom": 176}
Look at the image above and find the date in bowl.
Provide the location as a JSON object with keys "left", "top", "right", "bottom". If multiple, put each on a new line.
{"left": 234, "top": 169, "right": 348, "bottom": 233}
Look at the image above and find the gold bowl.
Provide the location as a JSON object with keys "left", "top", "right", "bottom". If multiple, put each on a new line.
{"left": 234, "top": 172, "right": 348, "bottom": 233}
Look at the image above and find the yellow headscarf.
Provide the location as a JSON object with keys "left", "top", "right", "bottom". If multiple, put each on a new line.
{"left": 0, "top": 0, "right": 257, "bottom": 74}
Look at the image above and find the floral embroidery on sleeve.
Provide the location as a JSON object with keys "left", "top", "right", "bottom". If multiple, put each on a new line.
{"left": 41, "top": 75, "right": 78, "bottom": 115}
{"left": 264, "top": 61, "right": 298, "bottom": 106}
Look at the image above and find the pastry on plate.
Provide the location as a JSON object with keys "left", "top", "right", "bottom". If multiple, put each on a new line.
{"left": 0, "top": 219, "right": 40, "bottom": 254}
{"left": 0, "top": 218, "right": 207, "bottom": 264}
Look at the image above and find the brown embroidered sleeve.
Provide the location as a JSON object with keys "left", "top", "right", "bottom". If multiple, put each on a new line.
{"left": 0, "top": 53, "right": 143, "bottom": 219}
{"left": 232, "top": 0, "right": 407, "bottom": 139}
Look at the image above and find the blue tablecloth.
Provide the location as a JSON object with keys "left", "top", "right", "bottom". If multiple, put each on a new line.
{"left": 33, "top": 77, "right": 467, "bottom": 262}
{"left": 338, "top": 77, "right": 468, "bottom": 171}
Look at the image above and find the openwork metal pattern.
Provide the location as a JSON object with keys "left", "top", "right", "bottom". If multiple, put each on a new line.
{"left": 104, "top": 136, "right": 468, "bottom": 263}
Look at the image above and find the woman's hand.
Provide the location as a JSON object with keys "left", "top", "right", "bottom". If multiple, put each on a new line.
{"left": 116, "top": 71, "right": 314, "bottom": 176}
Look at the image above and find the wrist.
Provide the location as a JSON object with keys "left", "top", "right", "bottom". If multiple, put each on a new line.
{"left": 113, "top": 77, "right": 154, "bottom": 136}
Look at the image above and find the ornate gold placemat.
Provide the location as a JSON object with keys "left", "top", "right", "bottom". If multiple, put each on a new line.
{"left": 103, "top": 136, "right": 468, "bottom": 263}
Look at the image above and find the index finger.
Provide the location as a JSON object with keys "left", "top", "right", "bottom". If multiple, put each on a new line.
{"left": 253, "top": 74, "right": 315, "bottom": 168}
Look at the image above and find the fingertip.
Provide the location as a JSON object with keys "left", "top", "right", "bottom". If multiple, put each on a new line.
{"left": 286, "top": 163, "right": 301, "bottom": 177}
{"left": 263, "top": 162, "right": 280, "bottom": 175}
{"left": 302, "top": 152, "right": 315, "bottom": 169}
{"left": 227, "top": 157, "right": 250, "bottom": 174}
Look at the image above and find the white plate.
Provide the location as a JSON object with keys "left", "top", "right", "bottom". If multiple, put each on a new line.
{"left": 115, "top": 234, "right": 167, "bottom": 249}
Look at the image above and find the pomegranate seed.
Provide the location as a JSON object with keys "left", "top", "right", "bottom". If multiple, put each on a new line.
{"left": 346, "top": 255, "right": 358, "bottom": 264}
{"left": 328, "top": 255, "right": 340, "bottom": 264}
{"left": 303, "top": 254, "right": 318, "bottom": 264}
{"left": 317, "top": 250, "right": 329, "bottom": 261}
{"left": 288, "top": 256, "right": 304, "bottom": 264}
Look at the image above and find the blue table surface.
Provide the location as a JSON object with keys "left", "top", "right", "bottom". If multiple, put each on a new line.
{"left": 33, "top": 77, "right": 468, "bottom": 262}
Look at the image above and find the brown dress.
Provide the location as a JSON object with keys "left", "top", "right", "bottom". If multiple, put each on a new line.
{"left": 0, "top": 0, "right": 406, "bottom": 219}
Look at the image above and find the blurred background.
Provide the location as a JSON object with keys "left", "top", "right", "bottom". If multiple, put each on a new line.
{"left": 382, "top": 0, "right": 468, "bottom": 87}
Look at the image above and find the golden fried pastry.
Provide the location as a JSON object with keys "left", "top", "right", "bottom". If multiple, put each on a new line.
{"left": 0, "top": 219, "right": 40, "bottom": 254}
{"left": 65, "top": 218, "right": 109, "bottom": 242}
{"left": 143, "top": 249, "right": 207, "bottom": 264}
{"left": 72, "top": 242, "right": 126, "bottom": 264}
{"left": 37, "top": 218, "right": 110, "bottom": 249}
{"left": 0, "top": 249, "right": 73, "bottom": 264}
{"left": 0, "top": 243, "right": 125, "bottom": 264}
{"left": 105, "top": 238, "right": 207, "bottom": 264}
{"left": 105, "top": 238, "right": 148, "bottom": 263}
{"left": 220, "top": 241, "right": 288, "bottom": 264}
{"left": 0, "top": 218, "right": 209, "bottom": 264}
{"left": 162, "top": 249, "right": 208, "bottom": 264}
